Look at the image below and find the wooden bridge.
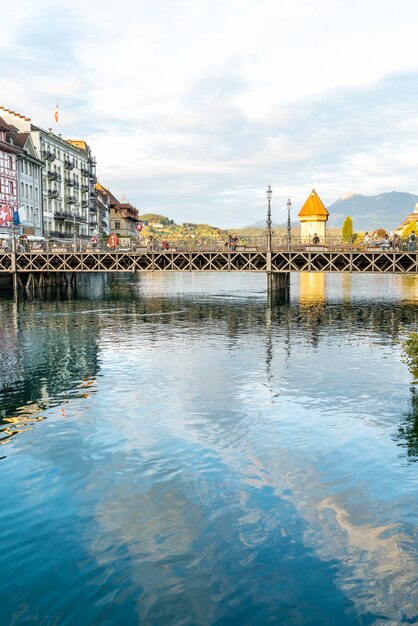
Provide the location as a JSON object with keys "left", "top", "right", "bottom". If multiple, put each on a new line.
{"left": 1, "top": 248, "right": 418, "bottom": 291}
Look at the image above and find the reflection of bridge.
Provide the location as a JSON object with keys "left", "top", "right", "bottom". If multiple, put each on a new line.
{"left": 1, "top": 249, "right": 418, "bottom": 290}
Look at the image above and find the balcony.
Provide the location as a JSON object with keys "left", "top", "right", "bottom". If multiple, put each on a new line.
{"left": 48, "top": 172, "right": 61, "bottom": 182}
{"left": 73, "top": 181, "right": 80, "bottom": 189}
{"left": 81, "top": 184, "right": 89, "bottom": 192}
{"left": 89, "top": 173, "right": 97, "bottom": 183}
{"left": 65, "top": 178, "right": 75, "bottom": 187}
{"left": 54, "top": 211, "right": 67, "bottom": 220}
{"left": 80, "top": 167, "right": 89, "bottom": 176}
{"left": 81, "top": 200, "right": 88, "bottom": 208}
{"left": 64, "top": 159, "right": 75, "bottom": 170}
{"left": 43, "top": 150, "right": 55, "bottom": 162}
{"left": 48, "top": 190, "right": 59, "bottom": 199}
{"left": 66, "top": 196, "right": 76, "bottom": 205}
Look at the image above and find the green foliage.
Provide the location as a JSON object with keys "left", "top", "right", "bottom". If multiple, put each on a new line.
{"left": 139, "top": 214, "right": 173, "bottom": 225}
{"left": 342, "top": 216, "right": 353, "bottom": 242}
{"left": 402, "top": 332, "right": 418, "bottom": 383}
{"left": 402, "top": 221, "right": 418, "bottom": 238}
{"left": 395, "top": 390, "right": 418, "bottom": 461}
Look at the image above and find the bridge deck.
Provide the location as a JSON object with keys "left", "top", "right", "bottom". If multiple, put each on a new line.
{"left": 1, "top": 250, "right": 418, "bottom": 274}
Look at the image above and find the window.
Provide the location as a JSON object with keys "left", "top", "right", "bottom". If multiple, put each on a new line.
{"left": 9, "top": 181, "right": 14, "bottom": 195}
{"left": 115, "top": 221, "right": 121, "bottom": 229}
{"left": 8, "top": 156, "right": 13, "bottom": 169}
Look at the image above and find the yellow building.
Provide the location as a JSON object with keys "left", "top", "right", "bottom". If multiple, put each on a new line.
{"left": 298, "top": 189, "right": 329, "bottom": 243}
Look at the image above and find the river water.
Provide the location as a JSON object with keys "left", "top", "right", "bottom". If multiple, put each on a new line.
{"left": 0, "top": 272, "right": 417, "bottom": 626}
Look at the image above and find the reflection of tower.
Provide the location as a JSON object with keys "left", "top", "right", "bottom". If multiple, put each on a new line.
{"left": 299, "top": 273, "right": 325, "bottom": 348}
{"left": 299, "top": 272, "right": 326, "bottom": 304}
{"left": 400, "top": 275, "right": 418, "bottom": 301}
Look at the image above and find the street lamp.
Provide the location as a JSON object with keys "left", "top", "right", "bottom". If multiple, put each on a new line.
{"left": 286, "top": 198, "right": 292, "bottom": 248}
{"left": 73, "top": 202, "right": 80, "bottom": 252}
{"left": 266, "top": 186, "right": 272, "bottom": 252}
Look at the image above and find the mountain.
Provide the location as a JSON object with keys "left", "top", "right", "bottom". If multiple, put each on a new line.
{"left": 244, "top": 219, "right": 282, "bottom": 228}
{"left": 326, "top": 192, "right": 418, "bottom": 231}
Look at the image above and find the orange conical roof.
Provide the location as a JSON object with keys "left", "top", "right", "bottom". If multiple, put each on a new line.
{"left": 298, "top": 189, "right": 329, "bottom": 218}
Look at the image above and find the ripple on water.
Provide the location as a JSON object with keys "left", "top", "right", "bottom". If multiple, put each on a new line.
{"left": 0, "top": 273, "right": 417, "bottom": 625}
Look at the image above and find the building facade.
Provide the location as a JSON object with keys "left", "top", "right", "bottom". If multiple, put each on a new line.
{"left": 31, "top": 127, "right": 90, "bottom": 239}
{"left": 0, "top": 116, "right": 19, "bottom": 236}
{"left": 67, "top": 140, "right": 98, "bottom": 237}
{"left": 15, "top": 133, "right": 44, "bottom": 236}
{"left": 100, "top": 186, "right": 140, "bottom": 237}
{"left": 95, "top": 183, "right": 110, "bottom": 237}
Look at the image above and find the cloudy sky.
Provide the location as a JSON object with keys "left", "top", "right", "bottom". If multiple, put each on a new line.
{"left": 2, "top": 0, "right": 418, "bottom": 227}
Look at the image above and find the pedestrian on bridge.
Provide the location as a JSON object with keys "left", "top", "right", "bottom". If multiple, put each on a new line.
{"left": 409, "top": 231, "right": 416, "bottom": 252}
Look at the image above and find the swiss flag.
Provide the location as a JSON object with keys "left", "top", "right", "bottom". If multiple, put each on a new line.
{"left": 0, "top": 205, "right": 12, "bottom": 227}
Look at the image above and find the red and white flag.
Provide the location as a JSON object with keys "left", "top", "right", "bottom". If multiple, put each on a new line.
{"left": 55, "top": 99, "right": 59, "bottom": 124}
{"left": 0, "top": 204, "right": 12, "bottom": 227}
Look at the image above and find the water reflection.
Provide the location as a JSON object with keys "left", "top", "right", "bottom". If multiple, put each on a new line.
{"left": 0, "top": 273, "right": 417, "bottom": 625}
{"left": 395, "top": 390, "right": 418, "bottom": 461}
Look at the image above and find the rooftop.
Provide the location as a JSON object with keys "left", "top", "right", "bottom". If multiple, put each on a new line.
{"left": 298, "top": 189, "right": 329, "bottom": 218}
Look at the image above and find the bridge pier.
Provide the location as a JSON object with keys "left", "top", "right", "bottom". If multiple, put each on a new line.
{"left": 267, "top": 272, "right": 290, "bottom": 294}
{"left": 13, "top": 272, "right": 68, "bottom": 290}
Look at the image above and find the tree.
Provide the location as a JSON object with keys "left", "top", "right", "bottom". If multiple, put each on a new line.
{"left": 402, "top": 332, "right": 418, "bottom": 383}
{"left": 342, "top": 216, "right": 353, "bottom": 242}
{"left": 403, "top": 221, "right": 418, "bottom": 238}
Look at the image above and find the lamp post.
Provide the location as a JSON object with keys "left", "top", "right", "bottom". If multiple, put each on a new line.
{"left": 266, "top": 186, "right": 272, "bottom": 252}
{"left": 73, "top": 202, "right": 80, "bottom": 252}
{"left": 286, "top": 198, "right": 292, "bottom": 249}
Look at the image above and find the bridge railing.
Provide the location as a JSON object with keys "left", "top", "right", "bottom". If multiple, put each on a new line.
{"left": 0, "top": 235, "right": 411, "bottom": 254}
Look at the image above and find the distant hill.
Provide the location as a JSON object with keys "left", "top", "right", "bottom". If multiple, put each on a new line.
{"left": 326, "top": 192, "right": 418, "bottom": 231}
{"left": 244, "top": 219, "right": 282, "bottom": 228}
{"left": 139, "top": 213, "right": 174, "bottom": 225}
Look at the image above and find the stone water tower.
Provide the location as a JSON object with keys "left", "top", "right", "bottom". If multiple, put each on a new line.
{"left": 298, "top": 189, "right": 329, "bottom": 242}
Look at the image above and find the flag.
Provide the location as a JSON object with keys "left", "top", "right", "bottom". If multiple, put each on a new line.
{"left": 55, "top": 99, "right": 59, "bottom": 124}
{"left": 13, "top": 209, "right": 20, "bottom": 226}
{"left": 0, "top": 204, "right": 12, "bottom": 227}
{"left": 19, "top": 206, "right": 27, "bottom": 223}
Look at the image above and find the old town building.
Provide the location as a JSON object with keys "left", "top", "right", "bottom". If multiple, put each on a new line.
{"left": 0, "top": 116, "right": 19, "bottom": 237}
{"left": 101, "top": 185, "right": 139, "bottom": 237}
{"left": 15, "top": 132, "right": 44, "bottom": 236}
{"left": 0, "top": 106, "right": 94, "bottom": 240}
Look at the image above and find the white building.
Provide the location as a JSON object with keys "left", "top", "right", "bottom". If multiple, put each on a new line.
{"left": 31, "top": 126, "right": 89, "bottom": 239}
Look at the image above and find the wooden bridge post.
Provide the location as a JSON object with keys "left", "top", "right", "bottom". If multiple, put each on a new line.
{"left": 11, "top": 234, "right": 18, "bottom": 291}
{"left": 267, "top": 272, "right": 290, "bottom": 294}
